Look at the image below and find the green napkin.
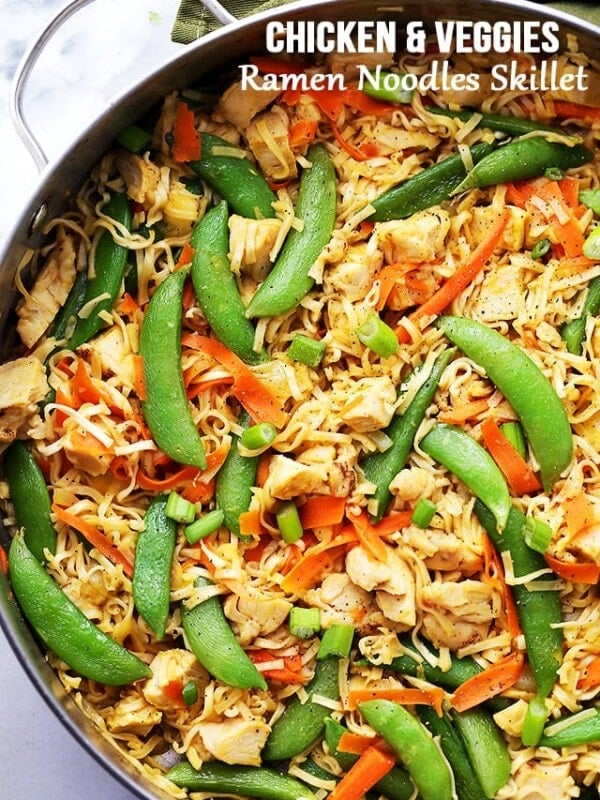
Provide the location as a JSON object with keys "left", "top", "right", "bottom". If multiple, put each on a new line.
{"left": 171, "top": 0, "right": 600, "bottom": 44}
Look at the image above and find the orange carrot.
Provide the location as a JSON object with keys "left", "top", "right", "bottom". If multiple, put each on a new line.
{"left": 327, "top": 745, "right": 396, "bottom": 800}
{"left": 375, "top": 263, "right": 405, "bottom": 311}
{"left": 52, "top": 504, "right": 133, "bottom": 577}
{"left": 0, "top": 545, "right": 7, "bottom": 576}
{"left": 577, "top": 655, "right": 600, "bottom": 690}
{"left": 280, "top": 533, "right": 357, "bottom": 595}
{"left": 176, "top": 242, "right": 196, "bottom": 268}
{"left": 250, "top": 649, "right": 306, "bottom": 684}
{"left": 349, "top": 508, "right": 388, "bottom": 562}
{"left": 450, "top": 651, "right": 525, "bottom": 712}
{"left": 564, "top": 493, "right": 595, "bottom": 538}
{"left": 117, "top": 292, "right": 140, "bottom": 316}
{"left": 347, "top": 686, "right": 445, "bottom": 715}
{"left": 256, "top": 453, "right": 272, "bottom": 487}
{"left": 172, "top": 101, "right": 200, "bottom": 163}
{"left": 373, "top": 511, "right": 414, "bottom": 537}
{"left": 545, "top": 553, "right": 600, "bottom": 584}
{"left": 239, "top": 509, "right": 265, "bottom": 538}
{"left": 288, "top": 119, "right": 319, "bottom": 148}
{"left": 132, "top": 354, "right": 146, "bottom": 401}
{"left": 136, "top": 464, "right": 202, "bottom": 492}
{"left": 330, "top": 120, "right": 372, "bottom": 161}
{"left": 410, "top": 208, "right": 510, "bottom": 324}
{"left": 480, "top": 416, "right": 542, "bottom": 496}
{"left": 299, "top": 496, "right": 346, "bottom": 529}
{"left": 438, "top": 398, "right": 490, "bottom": 425}
{"left": 337, "top": 732, "right": 386, "bottom": 756}
{"left": 481, "top": 532, "right": 521, "bottom": 639}
{"left": 71, "top": 357, "right": 110, "bottom": 407}
{"left": 250, "top": 56, "right": 306, "bottom": 75}
{"left": 553, "top": 100, "right": 600, "bottom": 122}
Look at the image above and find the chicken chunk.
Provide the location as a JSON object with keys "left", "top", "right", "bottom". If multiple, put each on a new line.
{"left": 470, "top": 206, "right": 527, "bottom": 253}
{"left": 106, "top": 694, "right": 162, "bottom": 736}
{"left": 218, "top": 78, "right": 281, "bottom": 131}
{"left": 162, "top": 180, "right": 204, "bottom": 237}
{"left": 470, "top": 261, "right": 525, "bottom": 323}
{"left": 16, "top": 230, "right": 77, "bottom": 348}
{"left": 324, "top": 242, "right": 382, "bottom": 301}
{"left": 404, "top": 528, "right": 482, "bottom": 573}
{"left": 545, "top": 63, "right": 600, "bottom": 107}
{"left": 346, "top": 546, "right": 416, "bottom": 626}
{"left": 228, "top": 214, "right": 282, "bottom": 280}
{"left": 420, "top": 579, "right": 495, "bottom": 650}
{"left": 376, "top": 208, "right": 450, "bottom": 264}
{"left": 338, "top": 376, "right": 397, "bottom": 433}
{"left": 0, "top": 357, "right": 48, "bottom": 445}
{"left": 433, "top": 57, "right": 493, "bottom": 107}
{"left": 142, "top": 649, "right": 209, "bottom": 712}
{"left": 86, "top": 326, "right": 136, "bottom": 391}
{"left": 369, "top": 120, "right": 439, "bottom": 156}
{"left": 224, "top": 591, "right": 292, "bottom": 646}
{"left": 245, "top": 106, "right": 297, "bottom": 182}
{"left": 508, "top": 760, "right": 578, "bottom": 800}
{"left": 197, "top": 716, "right": 270, "bottom": 766}
{"left": 570, "top": 523, "right": 600, "bottom": 564}
{"left": 61, "top": 422, "right": 113, "bottom": 476}
{"left": 115, "top": 150, "right": 161, "bottom": 208}
{"left": 263, "top": 454, "right": 328, "bottom": 501}
{"left": 305, "top": 572, "right": 373, "bottom": 628}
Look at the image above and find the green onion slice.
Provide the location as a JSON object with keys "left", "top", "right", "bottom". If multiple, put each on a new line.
{"left": 317, "top": 623, "right": 355, "bottom": 660}
{"left": 240, "top": 422, "right": 278, "bottom": 451}
{"left": 523, "top": 516, "right": 553, "bottom": 553}
{"left": 411, "top": 498, "right": 437, "bottom": 528}
{"left": 185, "top": 509, "right": 225, "bottom": 543}
{"left": 288, "top": 334, "right": 327, "bottom": 367}
{"left": 165, "top": 491, "right": 196, "bottom": 524}
{"left": 276, "top": 501, "right": 304, "bottom": 544}
{"left": 356, "top": 312, "right": 398, "bottom": 358}
{"left": 290, "top": 607, "right": 321, "bottom": 639}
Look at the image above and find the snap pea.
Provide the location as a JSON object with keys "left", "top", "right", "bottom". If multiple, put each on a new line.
{"left": 453, "top": 137, "right": 593, "bottom": 195}
{"left": 181, "top": 575, "right": 266, "bottom": 690}
{"left": 425, "top": 106, "right": 561, "bottom": 136}
{"left": 539, "top": 707, "right": 600, "bottom": 747}
{"left": 8, "top": 532, "right": 151, "bottom": 685}
{"left": 360, "top": 347, "right": 455, "bottom": 521}
{"left": 262, "top": 654, "right": 341, "bottom": 761}
{"left": 420, "top": 423, "right": 511, "bottom": 531}
{"left": 438, "top": 315, "right": 573, "bottom": 492}
{"left": 324, "top": 717, "right": 416, "bottom": 800}
{"left": 139, "top": 267, "right": 206, "bottom": 469}
{"left": 50, "top": 270, "right": 88, "bottom": 342}
{"left": 4, "top": 441, "right": 55, "bottom": 562}
{"left": 561, "top": 275, "right": 600, "bottom": 355}
{"left": 245, "top": 143, "right": 337, "bottom": 319}
{"left": 450, "top": 707, "right": 511, "bottom": 799}
{"left": 191, "top": 132, "right": 277, "bottom": 219}
{"left": 167, "top": 760, "right": 318, "bottom": 800}
{"left": 190, "top": 200, "right": 264, "bottom": 364}
{"left": 69, "top": 192, "right": 132, "bottom": 349}
{"left": 215, "top": 411, "right": 259, "bottom": 541}
{"left": 367, "top": 141, "right": 495, "bottom": 222}
{"left": 359, "top": 699, "right": 454, "bottom": 800}
{"left": 475, "top": 501, "right": 564, "bottom": 699}
{"left": 132, "top": 495, "right": 176, "bottom": 640}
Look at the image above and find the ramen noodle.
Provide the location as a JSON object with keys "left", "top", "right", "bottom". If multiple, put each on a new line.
{"left": 2, "top": 26, "right": 600, "bottom": 800}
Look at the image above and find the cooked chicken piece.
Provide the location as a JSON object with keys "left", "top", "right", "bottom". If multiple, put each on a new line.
{"left": 0, "top": 357, "right": 48, "bottom": 445}
{"left": 434, "top": 57, "right": 492, "bottom": 107}
{"left": 338, "top": 376, "right": 397, "bottom": 432}
{"left": 142, "top": 649, "right": 209, "bottom": 712}
{"left": 218, "top": 78, "right": 281, "bottom": 131}
{"left": 263, "top": 454, "right": 328, "bottom": 501}
{"left": 346, "top": 546, "right": 416, "bottom": 627}
{"left": 570, "top": 523, "right": 600, "bottom": 563}
{"left": 385, "top": 266, "right": 440, "bottom": 313}
{"left": 369, "top": 121, "right": 439, "bottom": 156}
{"left": 106, "top": 694, "right": 162, "bottom": 736}
{"left": 545, "top": 63, "right": 600, "bottom": 107}
{"left": 420, "top": 579, "right": 495, "bottom": 650}
{"left": 162, "top": 180, "right": 204, "bottom": 236}
{"left": 245, "top": 106, "right": 297, "bottom": 182}
{"left": 470, "top": 205, "right": 527, "bottom": 253}
{"left": 323, "top": 242, "right": 382, "bottom": 301}
{"left": 305, "top": 572, "right": 373, "bottom": 628}
{"left": 470, "top": 262, "right": 525, "bottom": 323}
{"left": 358, "top": 631, "right": 405, "bottom": 665}
{"left": 224, "top": 591, "right": 292, "bottom": 646}
{"left": 115, "top": 150, "right": 161, "bottom": 208}
{"left": 297, "top": 445, "right": 355, "bottom": 498}
{"left": 86, "top": 326, "right": 136, "bottom": 391}
{"left": 389, "top": 466, "right": 437, "bottom": 503}
{"left": 574, "top": 410, "right": 600, "bottom": 452}
{"left": 197, "top": 716, "right": 270, "bottom": 766}
{"left": 404, "top": 528, "right": 482, "bottom": 573}
{"left": 509, "top": 760, "right": 577, "bottom": 800}
{"left": 228, "top": 214, "right": 282, "bottom": 280}
{"left": 327, "top": 51, "right": 394, "bottom": 81}
{"left": 376, "top": 208, "right": 450, "bottom": 264}
{"left": 61, "top": 422, "right": 113, "bottom": 476}
{"left": 16, "top": 230, "right": 77, "bottom": 348}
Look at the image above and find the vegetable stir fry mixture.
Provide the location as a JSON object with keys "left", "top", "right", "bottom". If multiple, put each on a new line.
{"left": 3, "top": 30, "right": 600, "bottom": 800}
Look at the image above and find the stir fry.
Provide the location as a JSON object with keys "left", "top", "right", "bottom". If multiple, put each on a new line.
{"left": 2, "top": 30, "right": 600, "bottom": 800}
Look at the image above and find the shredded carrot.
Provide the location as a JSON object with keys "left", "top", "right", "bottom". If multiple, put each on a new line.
{"left": 347, "top": 686, "right": 445, "bottom": 715}
{"left": 163, "top": 680, "right": 185, "bottom": 707}
{"left": 132, "top": 354, "right": 146, "bottom": 401}
{"left": 0, "top": 545, "right": 7, "bottom": 576}
{"left": 564, "top": 493, "right": 595, "bottom": 538}
{"left": 481, "top": 532, "right": 521, "bottom": 639}
{"left": 375, "top": 263, "right": 406, "bottom": 311}
{"left": 280, "top": 533, "right": 357, "bottom": 596}
{"left": 71, "top": 357, "right": 111, "bottom": 408}
{"left": 52, "top": 504, "right": 133, "bottom": 577}
{"left": 480, "top": 416, "right": 542, "bottom": 496}
{"left": 250, "top": 649, "right": 306, "bottom": 684}
{"left": 545, "top": 553, "right": 600, "bottom": 584}
{"left": 288, "top": 119, "right": 319, "bottom": 149}
{"left": 176, "top": 242, "right": 196, "bottom": 268}
{"left": 349, "top": 508, "right": 388, "bottom": 562}
{"left": 327, "top": 745, "right": 396, "bottom": 800}
{"left": 239, "top": 509, "right": 265, "bottom": 538}
{"left": 373, "top": 511, "right": 414, "bottom": 537}
{"left": 410, "top": 208, "right": 510, "bottom": 324}
{"left": 450, "top": 651, "right": 525, "bottom": 712}
{"left": 243, "top": 536, "right": 272, "bottom": 563}
{"left": 330, "top": 120, "right": 372, "bottom": 161}
{"left": 553, "top": 100, "right": 600, "bottom": 122}
{"left": 299, "top": 496, "right": 346, "bottom": 529}
{"left": 256, "top": 453, "right": 272, "bottom": 487}
{"left": 136, "top": 464, "right": 201, "bottom": 492}
{"left": 577, "top": 655, "right": 600, "bottom": 690}
{"left": 337, "top": 732, "right": 386, "bottom": 756}
{"left": 172, "top": 101, "right": 201, "bottom": 163}
{"left": 181, "top": 333, "right": 287, "bottom": 427}
{"left": 438, "top": 398, "right": 490, "bottom": 425}
{"left": 116, "top": 292, "right": 140, "bottom": 316}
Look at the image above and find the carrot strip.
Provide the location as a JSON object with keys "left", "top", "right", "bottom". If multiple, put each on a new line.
{"left": 481, "top": 532, "right": 521, "bottom": 639}
{"left": 450, "top": 651, "right": 525, "bottom": 712}
{"left": 239, "top": 509, "right": 265, "bottom": 538}
{"left": 116, "top": 292, "right": 140, "bottom": 316}
{"left": 288, "top": 119, "right": 319, "bottom": 148}
{"left": 0, "top": 545, "right": 7, "bottom": 576}
{"left": 347, "top": 686, "right": 445, "bottom": 715}
{"left": 132, "top": 354, "right": 146, "bottom": 401}
{"left": 373, "top": 511, "right": 414, "bottom": 537}
{"left": 480, "top": 416, "right": 542, "bottom": 496}
{"left": 330, "top": 120, "right": 371, "bottom": 161}
{"left": 172, "top": 101, "right": 200, "bottom": 163}
{"left": 327, "top": 745, "right": 396, "bottom": 800}
{"left": 438, "top": 398, "right": 490, "bottom": 425}
{"left": 349, "top": 508, "right": 388, "bottom": 562}
{"left": 250, "top": 650, "right": 306, "bottom": 684}
{"left": 577, "top": 655, "right": 600, "bottom": 690}
{"left": 52, "top": 504, "right": 133, "bottom": 577}
{"left": 136, "top": 464, "right": 202, "bottom": 492}
{"left": 176, "top": 242, "right": 195, "bottom": 268}
{"left": 410, "top": 208, "right": 510, "bottom": 323}
{"left": 338, "top": 732, "right": 386, "bottom": 756}
{"left": 71, "top": 358, "right": 109, "bottom": 407}
{"left": 280, "top": 533, "right": 357, "bottom": 596}
{"left": 564, "top": 493, "right": 595, "bottom": 538}
{"left": 299, "top": 496, "right": 346, "bottom": 529}
{"left": 545, "top": 553, "right": 600, "bottom": 584}
{"left": 553, "top": 100, "right": 600, "bottom": 122}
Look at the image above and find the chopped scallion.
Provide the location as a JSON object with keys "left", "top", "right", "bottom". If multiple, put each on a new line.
{"left": 116, "top": 124, "right": 152, "bottom": 153}
{"left": 181, "top": 680, "right": 199, "bottom": 706}
{"left": 165, "top": 491, "right": 196, "bottom": 524}
{"left": 523, "top": 516, "right": 553, "bottom": 553}
{"left": 544, "top": 166, "right": 564, "bottom": 181}
{"left": 411, "top": 497, "right": 437, "bottom": 528}
{"left": 240, "top": 421, "right": 277, "bottom": 451}
{"left": 356, "top": 312, "right": 398, "bottom": 358}
{"left": 500, "top": 421, "right": 527, "bottom": 460}
{"left": 288, "top": 334, "right": 327, "bottom": 367}
{"left": 276, "top": 501, "right": 304, "bottom": 544}
{"left": 185, "top": 508, "right": 225, "bottom": 543}
{"left": 317, "top": 623, "right": 355, "bottom": 659}
{"left": 362, "top": 69, "right": 414, "bottom": 104}
{"left": 579, "top": 188, "right": 600, "bottom": 215}
{"left": 531, "top": 238, "right": 551, "bottom": 260}
{"left": 522, "top": 695, "right": 549, "bottom": 746}
{"left": 289, "top": 607, "right": 321, "bottom": 639}
{"left": 583, "top": 226, "right": 600, "bottom": 259}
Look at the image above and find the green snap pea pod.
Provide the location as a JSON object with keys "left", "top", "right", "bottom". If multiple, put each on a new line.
{"left": 561, "top": 275, "right": 600, "bottom": 355}
{"left": 453, "top": 137, "right": 593, "bottom": 195}
{"left": 4, "top": 441, "right": 55, "bottom": 562}
{"left": 167, "top": 760, "right": 318, "bottom": 800}
{"left": 367, "top": 141, "right": 494, "bottom": 222}
{"left": 139, "top": 267, "right": 206, "bottom": 468}
{"left": 181, "top": 575, "right": 266, "bottom": 690}
{"left": 50, "top": 270, "right": 88, "bottom": 342}
{"left": 425, "top": 106, "right": 561, "bottom": 136}
{"left": 417, "top": 706, "right": 488, "bottom": 800}
{"left": 8, "top": 533, "right": 150, "bottom": 684}
{"left": 191, "top": 132, "right": 277, "bottom": 219}
{"left": 450, "top": 707, "right": 511, "bottom": 799}
{"left": 69, "top": 192, "right": 132, "bottom": 349}
{"left": 360, "top": 347, "right": 455, "bottom": 521}
{"left": 190, "top": 201, "right": 264, "bottom": 364}
{"left": 245, "top": 143, "right": 337, "bottom": 319}
{"left": 132, "top": 495, "right": 176, "bottom": 640}
{"left": 438, "top": 315, "right": 573, "bottom": 492}
{"left": 420, "top": 423, "right": 511, "bottom": 531}
{"left": 539, "top": 707, "right": 600, "bottom": 747}
{"left": 262, "top": 655, "right": 340, "bottom": 761}
{"left": 359, "top": 699, "right": 453, "bottom": 800}
{"left": 215, "top": 412, "right": 258, "bottom": 541}
{"left": 324, "top": 717, "right": 416, "bottom": 800}
{"left": 475, "top": 501, "right": 564, "bottom": 699}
